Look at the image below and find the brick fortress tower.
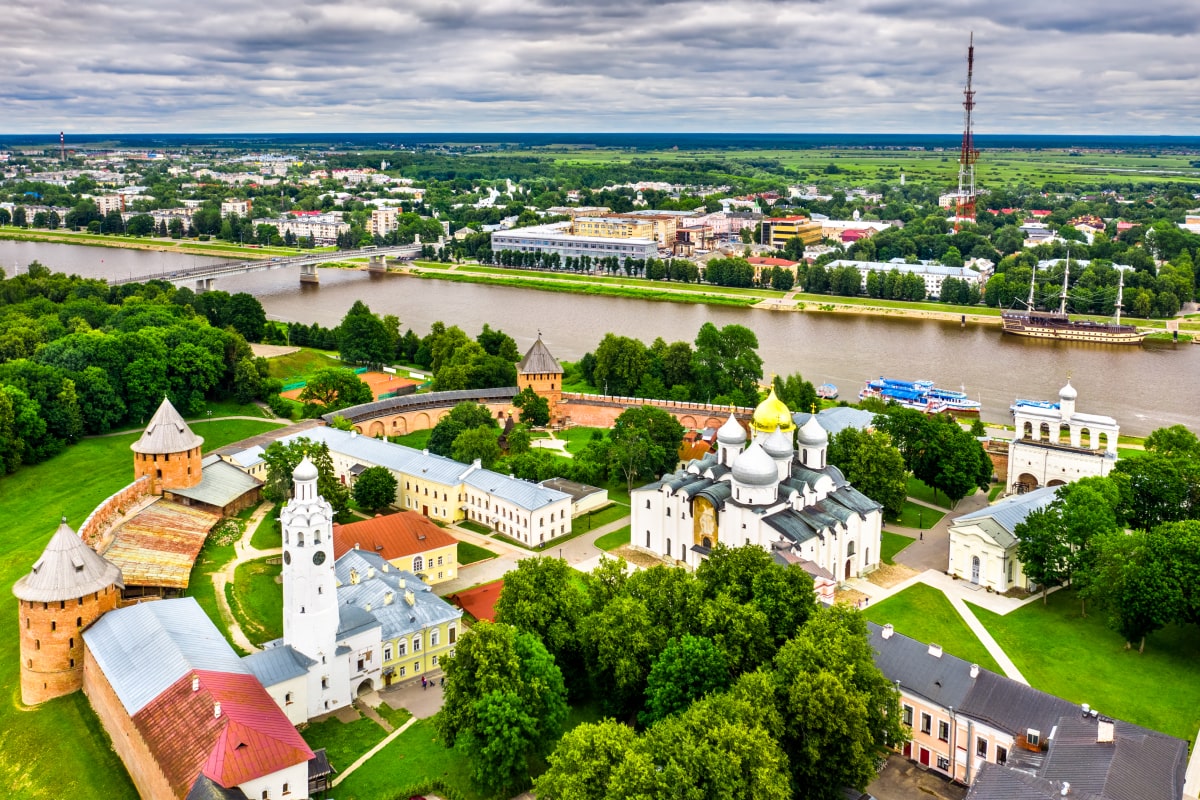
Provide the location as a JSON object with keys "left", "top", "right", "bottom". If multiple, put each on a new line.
{"left": 517, "top": 335, "right": 563, "bottom": 423}
{"left": 13, "top": 519, "right": 123, "bottom": 705}
{"left": 131, "top": 397, "right": 204, "bottom": 494}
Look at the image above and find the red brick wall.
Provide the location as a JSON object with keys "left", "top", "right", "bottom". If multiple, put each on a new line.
{"left": 133, "top": 446, "right": 203, "bottom": 494}
{"left": 558, "top": 394, "right": 750, "bottom": 431}
{"left": 518, "top": 371, "right": 563, "bottom": 421}
{"left": 83, "top": 647, "right": 179, "bottom": 800}
{"left": 80, "top": 477, "right": 152, "bottom": 547}
{"left": 18, "top": 586, "right": 118, "bottom": 705}
{"left": 352, "top": 401, "right": 513, "bottom": 437}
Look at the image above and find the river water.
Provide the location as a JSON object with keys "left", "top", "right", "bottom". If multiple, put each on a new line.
{"left": 4, "top": 240, "right": 1197, "bottom": 437}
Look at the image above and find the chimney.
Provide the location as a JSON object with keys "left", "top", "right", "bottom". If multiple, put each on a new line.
{"left": 384, "top": 591, "right": 394, "bottom": 605}
{"left": 1081, "top": 703, "right": 1090, "bottom": 717}
{"left": 881, "top": 623, "right": 894, "bottom": 640}
{"left": 214, "top": 702, "right": 222, "bottom": 718}
{"left": 192, "top": 676, "right": 200, "bottom": 692}
{"left": 970, "top": 664, "right": 980, "bottom": 678}
{"left": 928, "top": 643, "right": 943, "bottom": 658}
{"left": 1061, "top": 781, "right": 1070, "bottom": 796}
{"left": 354, "top": 542, "right": 360, "bottom": 550}
{"left": 404, "top": 589, "right": 415, "bottom": 606}
{"left": 367, "top": 566, "right": 375, "bottom": 579}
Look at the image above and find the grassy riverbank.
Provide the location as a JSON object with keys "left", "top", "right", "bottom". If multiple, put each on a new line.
{"left": 0, "top": 225, "right": 330, "bottom": 260}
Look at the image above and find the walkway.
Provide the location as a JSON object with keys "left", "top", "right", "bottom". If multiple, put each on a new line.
{"left": 211, "top": 501, "right": 281, "bottom": 654}
{"left": 87, "top": 412, "right": 289, "bottom": 439}
{"left": 331, "top": 717, "right": 417, "bottom": 787}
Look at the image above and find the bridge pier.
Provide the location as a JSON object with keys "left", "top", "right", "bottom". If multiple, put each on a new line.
{"left": 299, "top": 263, "right": 319, "bottom": 284}
{"left": 368, "top": 254, "right": 388, "bottom": 273}
{"left": 195, "top": 277, "right": 215, "bottom": 292}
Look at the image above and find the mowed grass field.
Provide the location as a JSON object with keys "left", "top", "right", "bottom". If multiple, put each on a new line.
{"left": 0, "top": 418, "right": 284, "bottom": 798}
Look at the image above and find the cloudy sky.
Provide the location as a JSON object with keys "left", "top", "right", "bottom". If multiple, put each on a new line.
{"left": 4, "top": 0, "right": 1199, "bottom": 135}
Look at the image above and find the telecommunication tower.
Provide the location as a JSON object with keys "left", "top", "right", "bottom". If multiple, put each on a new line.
{"left": 954, "top": 33, "right": 979, "bottom": 229}
{"left": 60, "top": 131, "right": 66, "bottom": 164}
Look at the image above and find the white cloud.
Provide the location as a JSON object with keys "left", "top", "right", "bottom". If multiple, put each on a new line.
{"left": 1, "top": 0, "right": 1198, "bottom": 133}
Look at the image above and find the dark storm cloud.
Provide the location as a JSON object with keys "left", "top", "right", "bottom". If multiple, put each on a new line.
{"left": 0, "top": 0, "right": 1197, "bottom": 133}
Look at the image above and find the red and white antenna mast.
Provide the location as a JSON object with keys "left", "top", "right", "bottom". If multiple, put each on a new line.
{"left": 954, "top": 33, "right": 979, "bottom": 230}
{"left": 60, "top": 131, "right": 66, "bottom": 164}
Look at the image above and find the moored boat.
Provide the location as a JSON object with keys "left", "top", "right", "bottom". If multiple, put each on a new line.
{"left": 859, "top": 378, "right": 981, "bottom": 414}
{"left": 1001, "top": 260, "right": 1145, "bottom": 345}
{"left": 816, "top": 383, "right": 839, "bottom": 400}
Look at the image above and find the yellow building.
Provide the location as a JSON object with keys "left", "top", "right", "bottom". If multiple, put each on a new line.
{"left": 335, "top": 548, "right": 462, "bottom": 687}
{"left": 763, "top": 216, "right": 823, "bottom": 248}
{"left": 572, "top": 216, "right": 656, "bottom": 240}
{"left": 611, "top": 213, "right": 679, "bottom": 247}
{"left": 333, "top": 510, "right": 460, "bottom": 585}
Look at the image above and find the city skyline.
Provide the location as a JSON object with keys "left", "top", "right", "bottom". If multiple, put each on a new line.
{"left": 4, "top": 0, "right": 1200, "bottom": 135}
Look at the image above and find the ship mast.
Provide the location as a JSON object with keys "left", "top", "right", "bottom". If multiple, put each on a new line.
{"left": 1026, "top": 263, "right": 1037, "bottom": 310}
{"left": 1115, "top": 268, "right": 1125, "bottom": 325}
{"left": 1058, "top": 251, "right": 1071, "bottom": 316}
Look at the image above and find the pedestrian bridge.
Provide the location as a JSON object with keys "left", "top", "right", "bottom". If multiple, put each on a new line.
{"left": 107, "top": 243, "right": 424, "bottom": 290}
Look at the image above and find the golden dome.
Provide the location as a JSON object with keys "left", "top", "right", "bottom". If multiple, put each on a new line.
{"left": 752, "top": 388, "right": 795, "bottom": 434}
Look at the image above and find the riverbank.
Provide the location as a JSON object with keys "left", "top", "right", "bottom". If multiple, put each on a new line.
{"left": 0, "top": 226, "right": 326, "bottom": 260}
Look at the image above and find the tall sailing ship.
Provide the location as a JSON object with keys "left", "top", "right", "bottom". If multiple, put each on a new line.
{"left": 1000, "top": 259, "right": 1145, "bottom": 345}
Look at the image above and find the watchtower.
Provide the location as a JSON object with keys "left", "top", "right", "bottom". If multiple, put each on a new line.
{"left": 517, "top": 335, "right": 563, "bottom": 423}
{"left": 131, "top": 397, "right": 204, "bottom": 494}
{"left": 13, "top": 518, "right": 123, "bottom": 705}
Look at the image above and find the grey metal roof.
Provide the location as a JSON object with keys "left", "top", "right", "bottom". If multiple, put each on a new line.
{"left": 1037, "top": 715, "right": 1186, "bottom": 800}
{"left": 867, "top": 622, "right": 978, "bottom": 709}
{"left": 13, "top": 519, "right": 124, "bottom": 602}
{"left": 463, "top": 469, "right": 571, "bottom": 513}
{"left": 827, "top": 486, "right": 882, "bottom": 518}
{"left": 168, "top": 457, "right": 262, "bottom": 508}
{"left": 695, "top": 481, "right": 732, "bottom": 510}
{"left": 335, "top": 550, "right": 462, "bottom": 640}
{"left": 337, "top": 602, "right": 381, "bottom": 639}
{"left": 518, "top": 338, "right": 562, "bottom": 374}
{"left": 968, "top": 762, "right": 1102, "bottom": 800}
{"left": 321, "top": 387, "right": 518, "bottom": 425}
{"left": 763, "top": 508, "right": 822, "bottom": 545}
{"left": 961, "top": 668, "right": 1079, "bottom": 739}
{"left": 82, "top": 597, "right": 248, "bottom": 716}
{"left": 954, "top": 486, "right": 1060, "bottom": 538}
{"left": 225, "top": 445, "right": 265, "bottom": 469}
{"left": 793, "top": 407, "right": 877, "bottom": 436}
{"left": 241, "top": 644, "right": 316, "bottom": 688}
{"left": 186, "top": 774, "right": 249, "bottom": 800}
{"left": 131, "top": 397, "right": 204, "bottom": 454}
{"left": 538, "top": 478, "right": 606, "bottom": 503}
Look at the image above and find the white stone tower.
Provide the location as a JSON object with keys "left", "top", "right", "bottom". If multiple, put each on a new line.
{"left": 281, "top": 457, "right": 345, "bottom": 716}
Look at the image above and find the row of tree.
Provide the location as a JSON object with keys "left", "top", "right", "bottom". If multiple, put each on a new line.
{"left": 441, "top": 548, "right": 904, "bottom": 798}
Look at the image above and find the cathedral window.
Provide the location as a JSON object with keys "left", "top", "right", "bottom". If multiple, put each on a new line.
{"left": 666, "top": 538, "right": 672, "bottom": 556}
{"left": 646, "top": 499, "right": 651, "bottom": 509}
{"left": 666, "top": 508, "right": 671, "bottom": 517}
{"left": 297, "top": 533, "right": 304, "bottom": 546}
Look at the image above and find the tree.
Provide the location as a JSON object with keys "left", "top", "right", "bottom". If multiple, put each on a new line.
{"left": 225, "top": 293, "right": 267, "bottom": 342}
{"left": 427, "top": 402, "right": 498, "bottom": 457}
{"left": 352, "top": 465, "right": 398, "bottom": 512}
{"left": 592, "top": 334, "right": 649, "bottom": 397}
{"left": 641, "top": 635, "right": 730, "bottom": 725}
{"left": 477, "top": 323, "right": 521, "bottom": 362}
{"left": 607, "top": 405, "right": 685, "bottom": 493}
{"left": 691, "top": 322, "right": 763, "bottom": 406}
{"left": 1014, "top": 506, "right": 1072, "bottom": 604}
{"left": 439, "top": 622, "right": 568, "bottom": 795}
{"left": 297, "top": 367, "right": 373, "bottom": 412}
{"left": 1084, "top": 527, "right": 1180, "bottom": 652}
{"left": 513, "top": 385, "right": 550, "bottom": 427}
{"left": 232, "top": 356, "right": 263, "bottom": 404}
{"left": 452, "top": 425, "right": 502, "bottom": 468}
{"left": 827, "top": 427, "right": 908, "bottom": 517}
{"left": 1113, "top": 452, "right": 1191, "bottom": 530}
{"left": 773, "top": 372, "right": 818, "bottom": 414}
{"left": 580, "top": 594, "right": 663, "bottom": 717}
{"left": 533, "top": 719, "right": 636, "bottom": 800}
{"left": 259, "top": 438, "right": 351, "bottom": 518}
{"left": 1145, "top": 424, "right": 1200, "bottom": 458}
{"left": 337, "top": 300, "right": 392, "bottom": 365}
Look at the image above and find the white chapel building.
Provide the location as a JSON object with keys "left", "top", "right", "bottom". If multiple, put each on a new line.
{"left": 631, "top": 390, "right": 882, "bottom": 600}
{"left": 1006, "top": 380, "right": 1119, "bottom": 494}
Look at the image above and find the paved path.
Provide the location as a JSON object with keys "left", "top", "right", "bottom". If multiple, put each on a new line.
{"left": 946, "top": 591, "right": 1028, "bottom": 683}
{"left": 894, "top": 488, "right": 988, "bottom": 573}
{"left": 211, "top": 502, "right": 281, "bottom": 654}
{"left": 87, "top": 413, "right": 287, "bottom": 439}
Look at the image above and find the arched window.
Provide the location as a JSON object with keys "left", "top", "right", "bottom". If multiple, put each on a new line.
{"left": 398, "top": 640, "right": 407, "bottom": 656}
{"left": 412, "top": 635, "right": 422, "bottom": 652}
{"left": 413, "top": 555, "right": 424, "bottom": 572}
{"left": 847, "top": 541, "right": 856, "bottom": 557}
{"left": 666, "top": 538, "right": 672, "bottom": 556}
{"left": 431, "top": 629, "right": 439, "bottom": 646}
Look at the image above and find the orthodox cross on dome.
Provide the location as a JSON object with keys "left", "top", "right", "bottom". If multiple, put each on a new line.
{"left": 811, "top": 403, "right": 817, "bottom": 414}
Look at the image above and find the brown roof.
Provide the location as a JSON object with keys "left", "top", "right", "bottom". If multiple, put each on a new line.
{"left": 332, "top": 511, "right": 458, "bottom": 562}
{"left": 101, "top": 500, "right": 219, "bottom": 589}
{"left": 13, "top": 519, "right": 123, "bottom": 602}
{"left": 132, "top": 397, "right": 204, "bottom": 455}
{"left": 134, "top": 669, "right": 313, "bottom": 797}
{"left": 449, "top": 580, "right": 504, "bottom": 622}
{"left": 518, "top": 337, "right": 562, "bottom": 375}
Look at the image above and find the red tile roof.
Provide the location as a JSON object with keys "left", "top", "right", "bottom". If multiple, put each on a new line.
{"left": 333, "top": 511, "right": 458, "bottom": 562}
{"left": 747, "top": 257, "right": 798, "bottom": 267}
{"left": 449, "top": 580, "right": 504, "bottom": 622}
{"left": 134, "top": 670, "right": 313, "bottom": 796}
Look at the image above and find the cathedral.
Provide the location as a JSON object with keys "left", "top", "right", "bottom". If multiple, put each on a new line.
{"left": 631, "top": 389, "right": 882, "bottom": 598}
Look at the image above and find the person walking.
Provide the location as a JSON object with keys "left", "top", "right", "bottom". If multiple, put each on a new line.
{"left": 421, "top": 675, "right": 427, "bottom": 690}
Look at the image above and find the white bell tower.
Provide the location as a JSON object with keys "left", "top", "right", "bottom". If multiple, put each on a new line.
{"left": 281, "top": 457, "right": 339, "bottom": 668}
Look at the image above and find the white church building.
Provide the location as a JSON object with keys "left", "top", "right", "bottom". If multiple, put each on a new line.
{"left": 244, "top": 458, "right": 461, "bottom": 725}
{"left": 631, "top": 390, "right": 882, "bottom": 600}
{"left": 1006, "top": 380, "right": 1119, "bottom": 494}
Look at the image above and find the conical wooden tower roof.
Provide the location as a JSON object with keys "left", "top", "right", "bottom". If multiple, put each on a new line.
{"left": 13, "top": 519, "right": 123, "bottom": 602}
{"left": 518, "top": 337, "right": 561, "bottom": 375}
{"left": 131, "top": 397, "right": 204, "bottom": 455}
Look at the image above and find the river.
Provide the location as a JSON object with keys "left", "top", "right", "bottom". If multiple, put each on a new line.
{"left": 4, "top": 239, "right": 1197, "bottom": 437}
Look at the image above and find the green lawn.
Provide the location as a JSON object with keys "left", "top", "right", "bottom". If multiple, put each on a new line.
{"left": 391, "top": 429, "right": 433, "bottom": 450}
{"left": 0, "top": 417, "right": 283, "bottom": 798}
{"left": 988, "top": 484, "right": 1005, "bottom": 501}
{"left": 265, "top": 347, "right": 344, "bottom": 382}
{"left": 229, "top": 557, "right": 284, "bottom": 645}
{"left": 570, "top": 503, "right": 631, "bottom": 536}
{"left": 458, "top": 541, "right": 496, "bottom": 565}
{"left": 887, "top": 500, "right": 945, "bottom": 530}
{"left": 905, "top": 476, "right": 955, "bottom": 509}
{"left": 184, "top": 537, "right": 246, "bottom": 657}
{"left": 595, "top": 524, "right": 632, "bottom": 551}
{"left": 334, "top": 716, "right": 489, "bottom": 800}
{"left": 1117, "top": 447, "right": 1147, "bottom": 459}
{"left": 458, "top": 519, "right": 491, "bottom": 536}
{"left": 375, "top": 702, "right": 413, "bottom": 730}
{"left": 863, "top": 584, "right": 1003, "bottom": 674}
{"left": 880, "top": 531, "right": 916, "bottom": 565}
{"left": 302, "top": 711, "right": 390, "bottom": 774}
{"left": 251, "top": 513, "right": 282, "bottom": 550}
{"left": 969, "top": 590, "right": 1200, "bottom": 742}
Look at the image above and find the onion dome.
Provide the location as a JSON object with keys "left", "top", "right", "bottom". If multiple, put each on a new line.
{"left": 1059, "top": 380, "right": 1078, "bottom": 401}
{"left": 752, "top": 388, "right": 796, "bottom": 434}
{"left": 293, "top": 456, "right": 319, "bottom": 483}
{"left": 797, "top": 414, "right": 829, "bottom": 447}
{"left": 762, "top": 426, "right": 793, "bottom": 459}
{"left": 717, "top": 413, "right": 748, "bottom": 445}
{"left": 130, "top": 396, "right": 203, "bottom": 455}
{"left": 13, "top": 519, "right": 123, "bottom": 603}
{"left": 732, "top": 442, "right": 779, "bottom": 487}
